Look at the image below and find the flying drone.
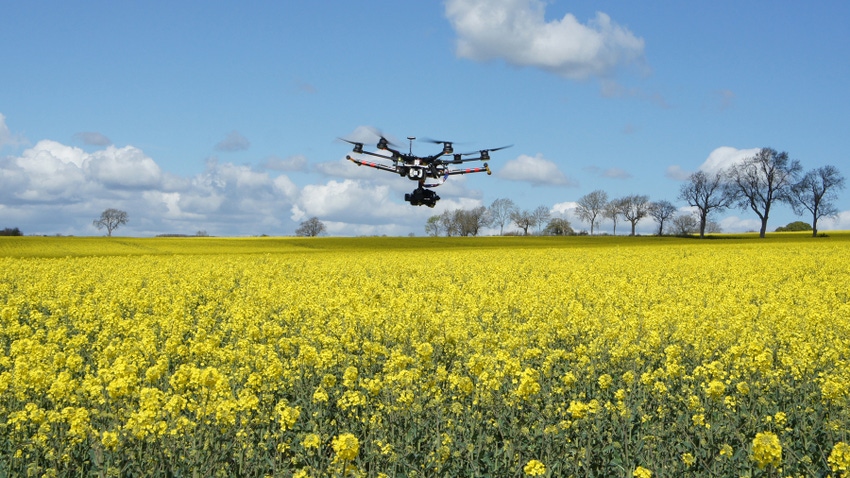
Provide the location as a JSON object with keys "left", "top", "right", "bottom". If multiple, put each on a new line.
{"left": 342, "top": 133, "right": 511, "bottom": 207}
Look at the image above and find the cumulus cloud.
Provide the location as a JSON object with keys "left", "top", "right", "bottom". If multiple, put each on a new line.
{"left": 74, "top": 131, "right": 112, "bottom": 146}
{"left": 698, "top": 146, "right": 760, "bottom": 176}
{"left": 215, "top": 130, "right": 250, "bottom": 152}
{"left": 445, "top": 0, "right": 645, "bottom": 80}
{"left": 498, "top": 154, "right": 577, "bottom": 186}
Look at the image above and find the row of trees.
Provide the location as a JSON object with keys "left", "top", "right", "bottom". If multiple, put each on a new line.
{"left": 678, "top": 148, "right": 843, "bottom": 237}
{"left": 425, "top": 202, "right": 577, "bottom": 237}
{"left": 427, "top": 148, "right": 844, "bottom": 238}
{"left": 576, "top": 148, "right": 844, "bottom": 239}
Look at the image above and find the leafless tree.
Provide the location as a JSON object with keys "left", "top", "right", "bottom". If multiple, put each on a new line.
{"left": 789, "top": 165, "right": 845, "bottom": 236}
{"left": 649, "top": 200, "right": 678, "bottom": 235}
{"left": 531, "top": 206, "right": 551, "bottom": 234}
{"left": 575, "top": 190, "right": 608, "bottom": 235}
{"left": 510, "top": 209, "right": 536, "bottom": 235}
{"left": 93, "top": 208, "right": 128, "bottom": 236}
{"left": 619, "top": 194, "right": 651, "bottom": 236}
{"left": 725, "top": 148, "right": 802, "bottom": 238}
{"left": 672, "top": 212, "right": 699, "bottom": 235}
{"left": 295, "top": 217, "right": 326, "bottom": 237}
{"left": 488, "top": 198, "right": 518, "bottom": 235}
{"left": 678, "top": 170, "right": 732, "bottom": 238}
{"left": 604, "top": 198, "right": 625, "bottom": 235}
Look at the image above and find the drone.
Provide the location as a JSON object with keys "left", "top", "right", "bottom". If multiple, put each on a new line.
{"left": 342, "top": 133, "right": 511, "bottom": 207}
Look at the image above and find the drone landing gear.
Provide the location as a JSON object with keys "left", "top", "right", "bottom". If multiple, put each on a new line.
{"left": 405, "top": 187, "right": 440, "bottom": 208}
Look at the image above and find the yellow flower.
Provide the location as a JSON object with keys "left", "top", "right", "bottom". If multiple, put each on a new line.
{"left": 302, "top": 433, "right": 321, "bottom": 450}
{"left": 751, "top": 431, "right": 782, "bottom": 469}
{"left": 332, "top": 433, "right": 360, "bottom": 462}
{"left": 633, "top": 465, "right": 652, "bottom": 478}
{"left": 101, "top": 431, "right": 119, "bottom": 451}
{"left": 828, "top": 442, "right": 850, "bottom": 476}
{"left": 523, "top": 459, "right": 546, "bottom": 476}
{"left": 682, "top": 452, "right": 695, "bottom": 467}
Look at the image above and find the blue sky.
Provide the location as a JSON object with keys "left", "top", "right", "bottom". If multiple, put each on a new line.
{"left": 2, "top": 1, "right": 848, "bottom": 236}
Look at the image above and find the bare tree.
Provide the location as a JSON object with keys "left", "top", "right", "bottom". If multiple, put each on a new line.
{"left": 672, "top": 212, "right": 699, "bottom": 235}
{"left": 649, "top": 200, "right": 678, "bottom": 236}
{"left": 531, "top": 206, "right": 551, "bottom": 235}
{"left": 789, "top": 165, "right": 845, "bottom": 236}
{"left": 678, "top": 170, "right": 732, "bottom": 238}
{"left": 439, "top": 210, "right": 460, "bottom": 236}
{"left": 619, "top": 194, "right": 651, "bottom": 236}
{"left": 725, "top": 148, "right": 802, "bottom": 238}
{"left": 510, "top": 209, "right": 536, "bottom": 235}
{"left": 456, "top": 206, "right": 490, "bottom": 236}
{"left": 295, "top": 217, "right": 326, "bottom": 237}
{"left": 488, "top": 198, "right": 517, "bottom": 235}
{"left": 93, "top": 208, "right": 128, "bottom": 236}
{"left": 604, "top": 198, "right": 625, "bottom": 235}
{"left": 575, "top": 190, "right": 608, "bottom": 235}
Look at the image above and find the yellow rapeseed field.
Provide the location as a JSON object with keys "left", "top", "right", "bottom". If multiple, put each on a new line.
{"left": 1, "top": 234, "right": 849, "bottom": 477}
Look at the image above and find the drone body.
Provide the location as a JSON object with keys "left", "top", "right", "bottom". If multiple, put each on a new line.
{"left": 343, "top": 133, "right": 510, "bottom": 207}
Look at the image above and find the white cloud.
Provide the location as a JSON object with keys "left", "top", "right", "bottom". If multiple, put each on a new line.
{"left": 699, "top": 146, "right": 760, "bottom": 176}
{"left": 445, "top": 0, "right": 645, "bottom": 80}
{"left": 214, "top": 130, "right": 250, "bottom": 152}
{"left": 719, "top": 215, "right": 761, "bottom": 233}
{"left": 0, "top": 113, "right": 26, "bottom": 149}
{"left": 497, "top": 153, "right": 577, "bottom": 186}
{"left": 819, "top": 210, "right": 850, "bottom": 231}
{"left": 86, "top": 145, "right": 162, "bottom": 188}
{"left": 292, "top": 179, "right": 407, "bottom": 223}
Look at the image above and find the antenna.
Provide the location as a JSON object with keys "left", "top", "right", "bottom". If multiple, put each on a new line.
{"left": 407, "top": 136, "right": 415, "bottom": 155}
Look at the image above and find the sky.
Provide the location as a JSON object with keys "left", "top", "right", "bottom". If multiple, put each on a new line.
{"left": 2, "top": 0, "right": 849, "bottom": 237}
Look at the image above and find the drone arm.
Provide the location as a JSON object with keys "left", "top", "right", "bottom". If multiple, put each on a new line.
{"left": 346, "top": 155, "right": 398, "bottom": 173}
{"left": 445, "top": 163, "right": 491, "bottom": 176}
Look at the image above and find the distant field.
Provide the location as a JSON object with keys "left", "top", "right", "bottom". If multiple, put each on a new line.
{"left": 2, "top": 234, "right": 849, "bottom": 476}
{"left": 2, "top": 231, "right": 847, "bottom": 257}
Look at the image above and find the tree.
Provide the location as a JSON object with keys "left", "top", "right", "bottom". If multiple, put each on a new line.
{"left": 425, "top": 215, "right": 442, "bottom": 236}
{"left": 775, "top": 221, "right": 812, "bottom": 232}
{"left": 678, "top": 170, "right": 732, "bottom": 238}
{"left": 672, "top": 213, "right": 698, "bottom": 236}
{"left": 575, "top": 190, "right": 608, "bottom": 235}
{"left": 531, "top": 206, "right": 551, "bottom": 235}
{"left": 295, "top": 217, "right": 326, "bottom": 237}
{"left": 543, "top": 218, "right": 574, "bottom": 236}
{"left": 93, "top": 208, "right": 128, "bottom": 236}
{"left": 789, "top": 165, "right": 845, "bottom": 236}
{"left": 649, "top": 200, "right": 678, "bottom": 236}
{"left": 488, "top": 198, "right": 518, "bottom": 235}
{"left": 510, "top": 209, "right": 536, "bottom": 236}
{"left": 1, "top": 227, "right": 23, "bottom": 236}
{"left": 725, "top": 147, "right": 802, "bottom": 238}
{"left": 604, "top": 198, "right": 625, "bottom": 235}
{"left": 619, "top": 194, "right": 651, "bottom": 236}
{"left": 455, "top": 207, "right": 490, "bottom": 236}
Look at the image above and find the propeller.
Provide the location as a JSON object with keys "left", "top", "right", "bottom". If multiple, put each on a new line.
{"left": 421, "top": 138, "right": 456, "bottom": 155}
{"left": 338, "top": 138, "right": 364, "bottom": 154}
{"left": 454, "top": 144, "right": 513, "bottom": 160}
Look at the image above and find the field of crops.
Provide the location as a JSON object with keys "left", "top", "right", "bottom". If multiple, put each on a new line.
{"left": 2, "top": 234, "right": 849, "bottom": 477}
